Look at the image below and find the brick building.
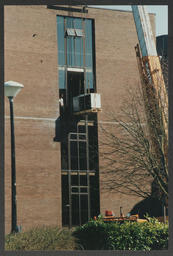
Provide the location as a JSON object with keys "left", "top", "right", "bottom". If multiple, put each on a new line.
{"left": 5, "top": 5, "right": 155, "bottom": 233}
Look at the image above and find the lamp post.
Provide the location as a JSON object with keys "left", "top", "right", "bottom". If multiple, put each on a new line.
{"left": 4, "top": 81, "right": 24, "bottom": 233}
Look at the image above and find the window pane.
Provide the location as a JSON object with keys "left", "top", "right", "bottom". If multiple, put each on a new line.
{"left": 67, "top": 37, "right": 75, "bottom": 67}
{"left": 58, "top": 69, "right": 66, "bottom": 89}
{"left": 78, "top": 125, "right": 86, "bottom": 133}
{"left": 86, "top": 70, "right": 94, "bottom": 89}
{"left": 66, "top": 28, "right": 76, "bottom": 36}
{"left": 74, "top": 37, "right": 83, "bottom": 67}
{"left": 62, "top": 175, "right": 69, "bottom": 226}
{"left": 70, "top": 133, "right": 77, "bottom": 140}
{"left": 85, "top": 19, "right": 93, "bottom": 68}
{"left": 74, "top": 18, "right": 82, "bottom": 29}
{"left": 80, "top": 195, "right": 88, "bottom": 224}
{"left": 57, "top": 16, "right": 65, "bottom": 66}
{"left": 80, "top": 175, "right": 87, "bottom": 186}
{"left": 66, "top": 17, "right": 74, "bottom": 28}
{"left": 80, "top": 187, "right": 88, "bottom": 193}
{"left": 79, "top": 141, "right": 87, "bottom": 170}
{"left": 79, "top": 134, "right": 86, "bottom": 140}
{"left": 72, "top": 187, "right": 79, "bottom": 193}
{"left": 70, "top": 141, "right": 78, "bottom": 170}
{"left": 71, "top": 175, "right": 78, "bottom": 186}
{"left": 75, "top": 29, "right": 84, "bottom": 37}
{"left": 72, "top": 195, "right": 79, "bottom": 225}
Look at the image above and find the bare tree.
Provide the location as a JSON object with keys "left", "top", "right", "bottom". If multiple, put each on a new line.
{"left": 99, "top": 72, "right": 168, "bottom": 202}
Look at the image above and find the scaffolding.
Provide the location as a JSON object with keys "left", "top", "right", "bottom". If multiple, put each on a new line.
{"left": 67, "top": 117, "right": 93, "bottom": 227}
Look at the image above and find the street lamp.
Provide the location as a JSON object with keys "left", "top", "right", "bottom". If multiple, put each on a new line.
{"left": 4, "top": 81, "right": 24, "bottom": 233}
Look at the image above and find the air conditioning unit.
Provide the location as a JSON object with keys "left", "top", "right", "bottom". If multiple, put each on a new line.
{"left": 73, "top": 93, "right": 101, "bottom": 114}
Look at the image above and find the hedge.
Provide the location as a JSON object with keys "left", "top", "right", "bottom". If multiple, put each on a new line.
{"left": 73, "top": 218, "right": 168, "bottom": 250}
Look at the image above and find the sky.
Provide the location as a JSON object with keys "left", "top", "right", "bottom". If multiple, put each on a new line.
{"left": 90, "top": 5, "right": 168, "bottom": 37}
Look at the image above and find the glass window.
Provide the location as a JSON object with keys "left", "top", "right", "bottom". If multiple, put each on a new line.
{"left": 80, "top": 175, "right": 87, "bottom": 186}
{"left": 80, "top": 187, "right": 88, "bottom": 193}
{"left": 66, "top": 28, "right": 76, "bottom": 36}
{"left": 85, "top": 19, "right": 94, "bottom": 89}
{"left": 71, "top": 175, "right": 78, "bottom": 186}
{"left": 74, "top": 36, "right": 83, "bottom": 67}
{"left": 57, "top": 16, "right": 94, "bottom": 87}
{"left": 70, "top": 134, "right": 77, "bottom": 140}
{"left": 72, "top": 187, "right": 79, "bottom": 193}
{"left": 66, "top": 28, "right": 84, "bottom": 37}
{"left": 73, "top": 18, "right": 82, "bottom": 29}
{"left": 75, "top": 29, "right": 84, "bottom": 37}
{"left": 58, "top": 69, "right": 66, "bottom": 89}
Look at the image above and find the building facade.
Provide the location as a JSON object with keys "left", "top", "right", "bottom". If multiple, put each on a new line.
{"left": 5, "top": 5, "right": 155, "bottom": 233}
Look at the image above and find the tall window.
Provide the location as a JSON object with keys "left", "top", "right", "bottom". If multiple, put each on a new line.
{"left": 57, "top": 16, "right": 94, "bottom": 91}
{"left": 61, "top": 120, "right": 100, "bottom": 226}
{"left": 57, "top": 16, "right": 99, "bottom": 227}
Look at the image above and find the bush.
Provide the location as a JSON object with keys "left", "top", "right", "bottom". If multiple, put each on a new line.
{"left": 73, "top": 218, "right": 168, "bottom": 250}
{"left": 5, "top": 226, "right": 77, "bottom": 251}
{"left": 73, "top": 220, "right": 112, "bottom": 250}
{"left": 5, "top": 219, "right": 168, "bottom": 251}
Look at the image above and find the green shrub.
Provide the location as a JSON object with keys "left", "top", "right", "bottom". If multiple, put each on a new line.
{"left": 5, "top": 219, "right": 168, "bottom": 251}
{"left": 73, "top": 220, "right": 112, "bottom": 250}
{"left": 5, "top": 226, "right": 77, "bottom": 251}
{"left": 73, "top": 218, "right": 168, "bottom": 250}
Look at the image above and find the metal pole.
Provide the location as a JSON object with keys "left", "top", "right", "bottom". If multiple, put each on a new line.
{"left": 85, "top": 115, "right": 91, "bottom": 221}
{"left": 68, "top": 133, "right": 72, "bottom": 229}
{"left": 77, "top": 124, "right": 81, "bottom": 226}
{"left": 9, "top": 96, "right": 17, "bottom": 233}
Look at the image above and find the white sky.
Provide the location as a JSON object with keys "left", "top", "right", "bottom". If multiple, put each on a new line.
{"left": 90, "top": 5, "right": 168, "bottom": 36}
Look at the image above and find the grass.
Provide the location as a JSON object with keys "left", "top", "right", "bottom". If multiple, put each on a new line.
{"left": 5, "top": 226, "right": 79, "bottom": 251}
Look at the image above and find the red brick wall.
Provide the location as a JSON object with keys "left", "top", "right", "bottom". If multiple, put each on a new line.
{"left": 4, "top": 5, "right": 155, "bottom": 232}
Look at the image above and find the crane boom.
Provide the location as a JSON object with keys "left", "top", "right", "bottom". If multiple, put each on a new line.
{"left": 132, "top": 6, "right": 157, "bottom": 57}
{"left": 132, "top": 5, "right": 168, "bottom": 197}
{"left": 132, "top": 6, "right": 168, "bottom": 134}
